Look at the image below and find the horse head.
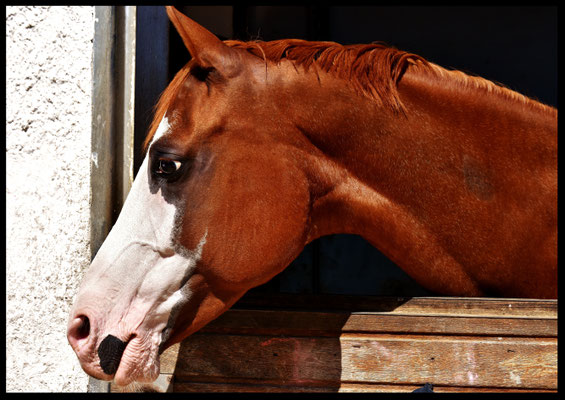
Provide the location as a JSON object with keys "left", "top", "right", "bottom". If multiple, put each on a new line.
{"left": 68, "top": 6, "right": 557, "bottom": 386}
{"left": 68, "top": 7, "right": 317, "bottom": 385}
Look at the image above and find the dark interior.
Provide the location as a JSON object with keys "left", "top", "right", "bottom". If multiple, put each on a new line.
{"left": 134, "top": 6, "right": 557, "bottom": 302}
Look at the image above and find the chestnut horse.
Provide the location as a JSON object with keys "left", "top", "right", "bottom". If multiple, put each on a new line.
{"left": 68, "top": 6, "right": 557, "bottom": 386}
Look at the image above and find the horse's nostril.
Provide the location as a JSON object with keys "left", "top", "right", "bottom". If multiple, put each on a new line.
{"left": 68, "top": 315, "right": 92, "bottom": 350}
{"left": 76, "top": 316, "right": 90, "bottom": 340}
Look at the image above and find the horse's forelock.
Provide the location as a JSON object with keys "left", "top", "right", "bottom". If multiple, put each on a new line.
{"left": 143, "top": 63, "right": 193, "bottom": 153}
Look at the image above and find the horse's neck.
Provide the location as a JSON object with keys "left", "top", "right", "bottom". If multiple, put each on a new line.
{"left": 297, "top": 67, "right": 556, "bottom": 296}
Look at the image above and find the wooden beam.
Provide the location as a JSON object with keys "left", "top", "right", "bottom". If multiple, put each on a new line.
{"left": 89, "top": 5, "right": 136, "bottom": 392}
{"left": 109, "top": 297, "right": 557, "bottom": 392}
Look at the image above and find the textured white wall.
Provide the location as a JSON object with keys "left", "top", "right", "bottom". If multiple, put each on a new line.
{"left": 6, "top": 6, "right": 94, "bottom": 392}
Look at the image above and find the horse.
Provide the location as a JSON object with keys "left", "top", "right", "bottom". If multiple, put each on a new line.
{"left": 68, "top": 6, "right": 557, "bottom": 386}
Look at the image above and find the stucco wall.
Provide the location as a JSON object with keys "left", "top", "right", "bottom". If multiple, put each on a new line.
{"left": 6, "top": 6, "right": 94, "bottom": 392}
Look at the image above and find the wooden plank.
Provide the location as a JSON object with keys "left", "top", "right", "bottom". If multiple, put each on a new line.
{"left": 172, "top": 334, "right": 341, "bottom": 385}
{"left": 168, "top": 333, "right": 556, "bottom": 390}
{"left": 90, "top": 5, "right": 137, "bottom": 393}
{"left": 235, "top": 294, "right": 557, "bottom": 318}
{"left": 196, "top": 309, "right": 557, "bottom": 337}
{"left": 382, "top": 297, "right": 557, "bottom": 318}
{"left": 113, "top": 297, "right": 557, "bottom": 392}
{"left": 339, "top": 334, "right": 556, "bottom": 389}
{"left": 172, "top": 381, "right": 556, "bottom": 393}
{"left": 341, "top": 314, "right": 556, "bottom": 337}
{"left": 337, "top": 383, "right": 557, "bottom": 393}
{"left": 114, "top": 6, "right": 136, "bottom": 207}
{"left": 173, "top": 381, "right": 339, "bottom": 393}
{"left": 91, "top": 5, "right": 118, "bottom": 258}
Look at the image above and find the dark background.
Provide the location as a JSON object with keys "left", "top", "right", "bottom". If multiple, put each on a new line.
{"left": 135, "top": 6, "right": 557, "bottom": 299}
{"left": 169, "top": 6, "right": 557, "bottom": 107}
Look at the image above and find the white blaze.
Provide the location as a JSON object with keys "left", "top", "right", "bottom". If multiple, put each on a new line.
{"left": 151, "top": 116, "right": 170, "bottom": 145}
{"left": 72, "top": 114, "right": 205, "bottom": 374}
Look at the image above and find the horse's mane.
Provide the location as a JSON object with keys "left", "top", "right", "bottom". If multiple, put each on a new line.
{"left": 228, "top": 39, "right": 555, "bottom": 114}
{"left": 144, "top": 39, "right": 555, "bottom": 151}
{"left": 144, "top": 40, "right": 423, "bottom": 150}
{"left": 225, "top": 39, "right": 425, "bottom": 112}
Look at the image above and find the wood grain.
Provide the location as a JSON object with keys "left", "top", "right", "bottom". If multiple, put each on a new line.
{"left": 167, "top": 333, "right": 555, "bottom": 390}
{"left": 111, "top": 297, "right": 557, "bottom": 392}
{"left": 194, "top": 309, "right": 556, "bottom": 337}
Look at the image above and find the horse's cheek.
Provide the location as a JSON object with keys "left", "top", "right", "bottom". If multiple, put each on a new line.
{"left": 186, "top": 154, "right": 309, "bottom": 287}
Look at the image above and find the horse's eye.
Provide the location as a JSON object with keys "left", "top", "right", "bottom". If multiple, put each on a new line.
{"left": 156, "top": 158, "right": 182, "bottom": 175}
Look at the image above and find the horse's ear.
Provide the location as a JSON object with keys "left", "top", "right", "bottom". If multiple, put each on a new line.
{"left": 166, "top": 6, "right": 239, "bottom": 76}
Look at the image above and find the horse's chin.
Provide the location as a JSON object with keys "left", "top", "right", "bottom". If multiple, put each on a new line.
{"left": 112, "top": 335, "right": 162, "bottom": 386}
{"left": 114, "top": 366, "right": 160, "bottom": 387}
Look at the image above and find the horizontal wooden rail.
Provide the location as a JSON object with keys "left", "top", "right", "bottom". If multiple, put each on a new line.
{"left": 111, "top": 296, "right": 557, "bottom": 392}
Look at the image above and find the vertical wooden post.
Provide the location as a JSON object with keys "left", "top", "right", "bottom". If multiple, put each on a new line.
{"left": 89, "top": 5, "right": 136, "bottom": 392}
